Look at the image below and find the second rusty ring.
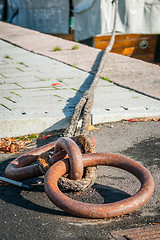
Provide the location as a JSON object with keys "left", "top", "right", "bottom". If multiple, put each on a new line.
{"left": 44, "top": 153, "right": 154, "bottom": 219}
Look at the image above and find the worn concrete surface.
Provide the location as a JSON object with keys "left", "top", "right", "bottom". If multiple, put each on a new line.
{"left": 0, "top": 39, "right": 94, "bottom": 137}
{"left": 0, "top": 39, "right": 160, "bottom": 138}
{"left": 0, "top": 121, "right": 160, "bottom": 240}
{"left": 0, "top": 21, "right": 160, "bottom": 100}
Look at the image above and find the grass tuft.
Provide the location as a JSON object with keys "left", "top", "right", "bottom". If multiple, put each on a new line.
{"left": 5, "top": 55, "right": 12, "bottom": 59}
{"left": 72, "top": 45, "right": 79, "bottom": 50}
{"left": 100, "top": 77, "right": 111, "bottom": 82}
{"left": 53, "top": 46, "right": 62, "bottom": 51}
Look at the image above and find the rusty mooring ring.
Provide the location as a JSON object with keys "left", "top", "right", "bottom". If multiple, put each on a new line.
{"left": 54, "top": 137, "right": 83, "bottom": 180}
{"left": 57, "top": 134, "right": 97, "bottom": 191}
{"left": 5, "top": 135, "right": 96, "bottom": 181}
{"left": 5, "top": 141, "right": 57, "bottom": 180}
{"left": 44, "top": 153, "right": 154, "bottom": 219}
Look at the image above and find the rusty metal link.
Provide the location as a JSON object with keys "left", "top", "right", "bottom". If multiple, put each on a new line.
{"left": 54, "top": 137, "right": 83, "bottom": 180}
{"left": 57, "top": 134, "right": 97, "bottom": 191}
{"left": 38, "top": 150, "right": 66, "bottom": 175}
{"left": 5, "top": 135, "right": 96, "bottom": 183}
{"left": 37, "top": 134, "right": 97, "bottom": 191}
{"left": 38, "top": 151, "right": 54, "bottom": 175}
{"left": 44, "top": 152, "right": 155, "bottom": 219}
{"left": 5, "top": 141, "right": 57, "bottom": 180}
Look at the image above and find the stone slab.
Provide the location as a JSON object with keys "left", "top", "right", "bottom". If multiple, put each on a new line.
{"left": 0, "top": 21, "right": 159, "bottom": 100}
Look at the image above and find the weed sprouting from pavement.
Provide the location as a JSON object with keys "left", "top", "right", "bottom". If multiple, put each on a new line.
{"left": 57, "top": 77, "right": 64, "bottom": 83}
{"left": 10, "top": 91, "right": 21, "bottom": 97}
{"left": 100, "top": 77, "right": 112, "bottom": 82}
{"left": 16, "top": 67, "right": 24, "bottom": 72}
{"left": 18, "top": 62, "right": 28, "bottom": 67}
{"left": 53, "top": 46, "right": 62, "bottom": 51}
{"left": 71, "top": 88, "right": 84, "bottom": 93}
{"left": 54, "top": 94, "right": 64, "bottom": 99}
{"left": 5, "top": 55, "right": 12, "bottom": 60}
{"left": 0, "top": 73, "right": 7, "bottom": 78}
{"left": 39, "top": 78, "right": 51, "bottom": 81}
{"left": 18, "top": 134, "right": 38, "bottom": 141}
{"left": 72, "top": 45, "right": 79, "bottom": 50}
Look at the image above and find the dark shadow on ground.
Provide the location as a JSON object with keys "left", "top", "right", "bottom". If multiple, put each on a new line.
{"left": 62, "top": 51, "right": 103, "bottom": 118}
{"left": 0, "top": 157, "right": 131, "bottom": 218}
{"left": 90, "top": 51, "right": 104, "bottom": 74}
{"left": 93, "top": 183, "right": 130, "bottom": 204}
{"left": 38, "top": 51, "right": 104, "bottom": 136}
{"left": 121, "top": 137, "right": 160, "bottom": 168}
{"left": 61, "top": 183, "right": 130, "bottom": 205}
{"left": 0, "top": 184, "right": 71, "bottom": 217}
{"left": 0, "top": 156, "right": 71, "bottom": 217}
{"left": 63, "top": 74, "right": 94, "bottom": 117}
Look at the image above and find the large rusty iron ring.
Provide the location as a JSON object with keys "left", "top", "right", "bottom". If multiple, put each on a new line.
{"left": 44, "top": 153, "right": 154, "bottom": 219}
{"left": 5, "top": 135, "right": 97, "bottom": 191}
{"left": 5, "top": 141, "right": 57, "bottom": 180}
{"left": 5, "top": 136, "right": 93, "bottom": 181}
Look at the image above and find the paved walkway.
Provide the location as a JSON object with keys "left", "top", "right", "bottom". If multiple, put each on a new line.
{"left": 0, "top": 22, "right": 160, "bottom": 138}
{"left": 1, "top": 22, "right": 160, "bottom": 99}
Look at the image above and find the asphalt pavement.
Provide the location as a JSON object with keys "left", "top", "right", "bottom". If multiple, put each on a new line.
{"left": 0, "top": 121, "right": 160, "bottom": 239}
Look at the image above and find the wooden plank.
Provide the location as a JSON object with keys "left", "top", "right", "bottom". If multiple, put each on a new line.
{"left": 96, "top": 44, "right": 156, "bottom": 55}
{"left": 94, "top": 38, "right": 157, "bottom": 51}
{"left": 109, "top": 48, "right": 154, "bottom": 62}
{"left": 94, "top": 33, "right": 157, "bottom": 62}
{"left": 113, "top": 47, "right": 135, "bottom": 55}
{"left": 94, "top": 34, "right": 157, "bottom": 42}
{"left": 111, "top": 47, "right": 155, "bottom": 56}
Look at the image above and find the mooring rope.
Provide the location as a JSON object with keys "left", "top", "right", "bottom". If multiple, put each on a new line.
{"left": 65, "top": 0, "right": 118, "bottom": 138}
{"left": 59, "top": 0, "right": 118, "bottom": 191}
{"left": 2, "top": 1, "right": 118, "bottom": 191}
